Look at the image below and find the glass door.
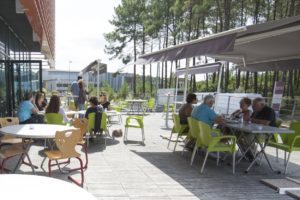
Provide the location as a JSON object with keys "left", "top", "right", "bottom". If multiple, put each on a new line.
{"left": 0, "top": 60, "right": 42, "bottom": 116}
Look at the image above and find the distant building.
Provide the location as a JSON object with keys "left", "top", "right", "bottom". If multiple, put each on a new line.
{"left": 97, "top": 72, "right": 133, "bottom": 91}
{"left": 81, "top": 60, "right": 133, "bottom": 92}
{"left": 42, "top": 69, "right": 80, "bottom": 93}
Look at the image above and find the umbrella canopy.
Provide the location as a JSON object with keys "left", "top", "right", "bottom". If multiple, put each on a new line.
{"left": 175, "top": 62, "right": 221, "bottom": 76}
{"left": 137, "top": 15, "right": 300, "bottom": 71}
{"left": 136, "top": 27, "right": 246, "bottom": 65}
{"left": 209, "top": 15, "right": 300, "bottom": 71}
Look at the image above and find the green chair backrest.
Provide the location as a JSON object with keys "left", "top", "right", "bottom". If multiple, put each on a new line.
{"left": 45, "top": 113, "right": 64, "bottom": 125}
{"left": 87, "top": 113, "right": 95, "bottom": 132}
{"left": 198, "top": 121, "right": 213, "bottom": 147}
{"left": 148, "top": 98, "right": 155, "bottom": 109}
{"left": 286, "top": 121, "right": 300, "bottom": 146}
{"left": 101, "top": 112, "right": 108, "bottom": 130}
{"left": 173, "top": 114, "right": 181, "bottom": 133}
{"left": 187, "top": 117, "right": 202, "bottom": 147}
{"left": 87, "top": 112, "right": 107, "bottom": 131}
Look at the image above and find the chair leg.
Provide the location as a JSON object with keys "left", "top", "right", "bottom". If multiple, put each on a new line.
{"left": 173, "top": 135, "right": 180, "bottom": 152}
{"left": 284, "top": 151, "right": 287, "bottom": 166}
{"left": 0, "top": 157, "right": 10, "bottom": 173}
{"left": 233, "top": 152, "right": 236, "bottom": 174}
{"left": 68, "top": 157, "right": 84, "bottom": 187}
{"left": 284, "top": 152, "right": 291, "bottom": 174}
{"left": 276, "top": 148, "right": 279, "bottom": 162}
{"left": 82, "top": 144, "right": 88, "bottom": 169}
{"left": 124, "top": 127, "right": 128, "bottom": 142}
{"left": 167, "top": 132, "right": 173, "bottom": 149}
{"left": 71, "top": 144, "right": 88, "bottom": 170}
{"left": 216, "top": 152, "right": 220, "bottom": 166}
{"left": 190, "top": 143, "right": 197, "bottom": 166}
{"left": 201, "top": 151, "right": 209, "bottom": 174}
{"left": 48, "top": 159, "right": 52, "bottom": 177}
{"left": 142, "top": 128, "right": 145, "bottom": 143}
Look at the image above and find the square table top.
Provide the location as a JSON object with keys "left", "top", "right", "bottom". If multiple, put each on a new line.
{"left": 225, "top": 122, "right": 295, "bottom": 134}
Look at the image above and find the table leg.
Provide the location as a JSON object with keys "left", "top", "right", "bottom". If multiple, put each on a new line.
{"left": 236, "top": 136, "right": 256, "bottom": 164}
{"left": 13, "top": 139, "right": 38, "bottom": 173}
{"left": 245, "top": 134, "right": 279, "bottom": 173}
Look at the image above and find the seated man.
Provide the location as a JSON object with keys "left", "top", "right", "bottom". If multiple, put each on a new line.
{"left": 85, "top": 96, "right": 103, "bottom": 119}
{"left": 191, "top": 95, "right": 224, "bottom": 127}
{"left": 251, "top": 97, "right": 276, "bottom": 126}
{"left": 242, "top": 97, "right": 276, "bottom": 161}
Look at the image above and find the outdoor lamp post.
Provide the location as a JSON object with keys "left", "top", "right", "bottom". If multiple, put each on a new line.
{"left": 68, "top": 60, "right": 72, "bottom": 85}
{"left": 96, "top": 59, "right": 101, "bottom": 98}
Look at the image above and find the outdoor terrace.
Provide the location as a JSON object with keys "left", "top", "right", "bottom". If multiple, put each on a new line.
{"left": 3, "top": 113, "right": 300, "bottom": 200}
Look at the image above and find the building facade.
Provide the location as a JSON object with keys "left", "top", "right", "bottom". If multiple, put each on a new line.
{"left": 0, "top": 0, "right": 55, "bottom": 116}
{"left": 42, "top": 69, "right": 80, "bottom": 93}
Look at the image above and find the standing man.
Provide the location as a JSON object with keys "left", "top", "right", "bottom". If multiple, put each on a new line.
{"left": 71, "top": 75, "right": 82, "bottom": 109}
{"left": 191, "top": 94, "right": 224, "bottom": 127}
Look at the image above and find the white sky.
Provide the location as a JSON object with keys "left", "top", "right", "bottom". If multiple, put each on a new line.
{"left": 55, "top": 0, "right": 124, "bottom": 72}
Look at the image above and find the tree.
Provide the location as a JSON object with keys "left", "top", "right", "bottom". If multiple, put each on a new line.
{"left": 104, "top": 0, "right": 146, "bottom": 96}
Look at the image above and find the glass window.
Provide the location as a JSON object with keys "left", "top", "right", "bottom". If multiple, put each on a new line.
{"left": 0, "top": 62, "right": 7, "bottom": 117}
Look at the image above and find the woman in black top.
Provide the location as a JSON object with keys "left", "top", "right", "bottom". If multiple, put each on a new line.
{"left": 99, "top": 93, "right": 110, "bottom": 110}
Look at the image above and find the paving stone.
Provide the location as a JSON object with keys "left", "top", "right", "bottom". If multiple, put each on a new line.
{"left": 12, "top": 113, "right": 300, "bottom": 199}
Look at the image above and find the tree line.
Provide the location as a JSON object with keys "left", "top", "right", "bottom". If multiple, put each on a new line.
{"left": 104, "top": 0, "right": 300, "bottom": 98}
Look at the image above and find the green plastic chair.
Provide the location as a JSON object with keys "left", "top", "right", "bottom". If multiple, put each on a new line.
{"left": 147, "top": 98, "right": 155, "bottom": 112}
{"left": 198, "top": 121, "right": 237, "bottom": 174}
{"left": 168, "top": 113, "right": 189, "bottom": 152}
{"left": 267, "top": 121, "right": 300, "bottom": 174}
{"left": 188, "top": 117, "right": 203, "bottom": 165}
{"left": 162, "top": 103, "right": 175, "bottom": 120}
{"left": 267, "top": 119, "right": 284, "bottom": 161}
{"left": 124, "top": 115, "right": 145, "bottom": 144}
{"left": 45, "top": 113, "right": 66, "bottom": 125}
{"left": 87, "top": 112, "right": 110, "bottom": 149}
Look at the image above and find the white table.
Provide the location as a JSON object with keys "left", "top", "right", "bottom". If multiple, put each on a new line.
{"left": 106, "top": 110, "right": 122, "bottom": 125}
{"left": 65, "top": 110, "right": 86, "bottom": 118}
{"left": 0, "top": 174, "right": 96, "bottom": 200}
{"left": 126, "top": 99, "right": 147, "bottom": 115}
{"left": 0, "top": 124, "right": 76, "bottom": 139}
{"left": 226, "top": 122, "right": 294, "bottom": 173}
{"left": 0, "top": 124, "right": 76, "bottom": 173}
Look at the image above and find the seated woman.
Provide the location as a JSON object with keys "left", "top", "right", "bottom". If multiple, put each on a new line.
{"left": 45, "top": 95, "right": 69, "bottom": 123}
{"left": 179, "top": 93, "right": 197, "bottom": 150}
{"left": 18, "top": 92, "right": 40, "bottom": 124}
{"left": 85, "top": 96, "right": 103, "bottom": 119}
{"left": 179, "top": 93, "right": 197, "bottom": 124}
{"left": 35, "top": 92, "right": 47, "bottom": 111}
{"left": 99, "top": 93, "right": 110, "bottom": 110}
{"left": 231, "top": 97, "right": 253, "bottom": 161}
{"left": 230, "top": 97, "right": 252, "bottom": 122}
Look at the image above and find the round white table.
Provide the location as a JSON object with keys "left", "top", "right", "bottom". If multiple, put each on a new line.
{"left": 0, "top": 124, "right": 75, "bottom": 139}
{"left": 0, "top": 174, "right": 96, "bottom": 200}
